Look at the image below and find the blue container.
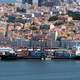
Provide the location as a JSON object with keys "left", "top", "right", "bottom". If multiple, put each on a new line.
{"left": 30, "top": 50, "right": 45, "bottom": 59}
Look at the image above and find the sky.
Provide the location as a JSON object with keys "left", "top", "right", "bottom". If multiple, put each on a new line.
{"left": 0, "top": 0, "right": 80, "bottom": 3}
{"left": 0, "top": 0, "right": 37, "bottom": 3}
{"left": 33, "top": 0, "right": 37, "bottom": 3}
{"left": 0, "top": 0, "right": 15, "bottom": 3}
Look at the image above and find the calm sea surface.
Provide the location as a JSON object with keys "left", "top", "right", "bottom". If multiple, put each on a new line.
{"left": 0, "top": 0, "right": 80, "bottom": 80}
{"left": 0, "top": 60, "right": 80, "bottom": 80}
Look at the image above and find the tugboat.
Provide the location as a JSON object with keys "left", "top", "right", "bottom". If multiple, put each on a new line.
{"left": 0, "top": 47, "right": 17, "bottom": 60}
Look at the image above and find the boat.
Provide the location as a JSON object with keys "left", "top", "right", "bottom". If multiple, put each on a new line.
{"left": 0, "top": 47, "right": 17, "bottom": 60}
{"left": 71, "top": 45, "right": 80, "bottom": 59}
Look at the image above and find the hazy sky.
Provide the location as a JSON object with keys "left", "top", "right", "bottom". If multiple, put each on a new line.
{"left": 0, "top": 0, "right": 80, "bottom": 3}
{"left": 33, "top": 0, "right": 38, "bottom": 3}
{"left": 0, "top": 0, "right": 38, "bottom": 3}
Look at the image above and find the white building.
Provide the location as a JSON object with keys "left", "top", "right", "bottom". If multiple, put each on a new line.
{"left": 15, "top": 0, "right": 23, "bottom": 8}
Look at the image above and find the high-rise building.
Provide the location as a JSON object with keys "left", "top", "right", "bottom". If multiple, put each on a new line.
{"left": 38, "top": 0, "right": 61, "bottom": 7}
{"left": 38, "top": 0, "right": 47, "bottom": 6}
{"left": 22, "top": 0, "right": 33, "bottom": 4}
{"left": 16, "top": 0, "right": 33, "bottom": 5}
{"left": 16, "top": 0, "right": 33, "bottom": 10}
{"left": 16, "top": 0, "right": 33, "bottom": 12}
{"left": 64, "top": 0, "right": 77, "bottom": 4}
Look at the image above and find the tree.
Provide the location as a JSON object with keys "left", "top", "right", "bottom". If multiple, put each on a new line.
{"left": 48, "top": 16, "right": 58, "bottom": 21}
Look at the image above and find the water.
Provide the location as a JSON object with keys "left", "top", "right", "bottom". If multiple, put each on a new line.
{"left": 0, "top": 60, "right": 80, "bottom": 80}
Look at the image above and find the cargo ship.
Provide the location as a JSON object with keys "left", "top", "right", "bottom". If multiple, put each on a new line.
{"left": 16, "top": 47, "right": 46, "bottom": 59}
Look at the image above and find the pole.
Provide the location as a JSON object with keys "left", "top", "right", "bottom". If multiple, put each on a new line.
{"left": 5, "top": 23, "right": 9, "bottom": 38}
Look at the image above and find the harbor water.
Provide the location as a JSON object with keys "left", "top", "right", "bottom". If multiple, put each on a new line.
{"left": 0, "top": 60, "right": 80, "bottom": 80}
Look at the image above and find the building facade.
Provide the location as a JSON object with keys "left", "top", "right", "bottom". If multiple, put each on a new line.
{"left": 38, "top": 0, "right": 47, "bottom": 6}
{"left": 16, "top": 0, "right": 33, "bottom": 5}
{"left": 22, "top": 0, "right": 33, "bottom": 4}
{"left": 64, "top": 0, "right": 77, "bottom": 4}
{"left": 38, "top": 0, "right": 62, "bottom": 7}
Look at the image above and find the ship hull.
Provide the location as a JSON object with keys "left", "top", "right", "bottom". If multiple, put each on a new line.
{"left": 1, "top": 54, "right": 17, "bottom": 60}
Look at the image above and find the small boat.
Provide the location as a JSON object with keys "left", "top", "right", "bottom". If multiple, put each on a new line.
{"left": 0, "top": 47, "right": 17, "bottom": 60}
